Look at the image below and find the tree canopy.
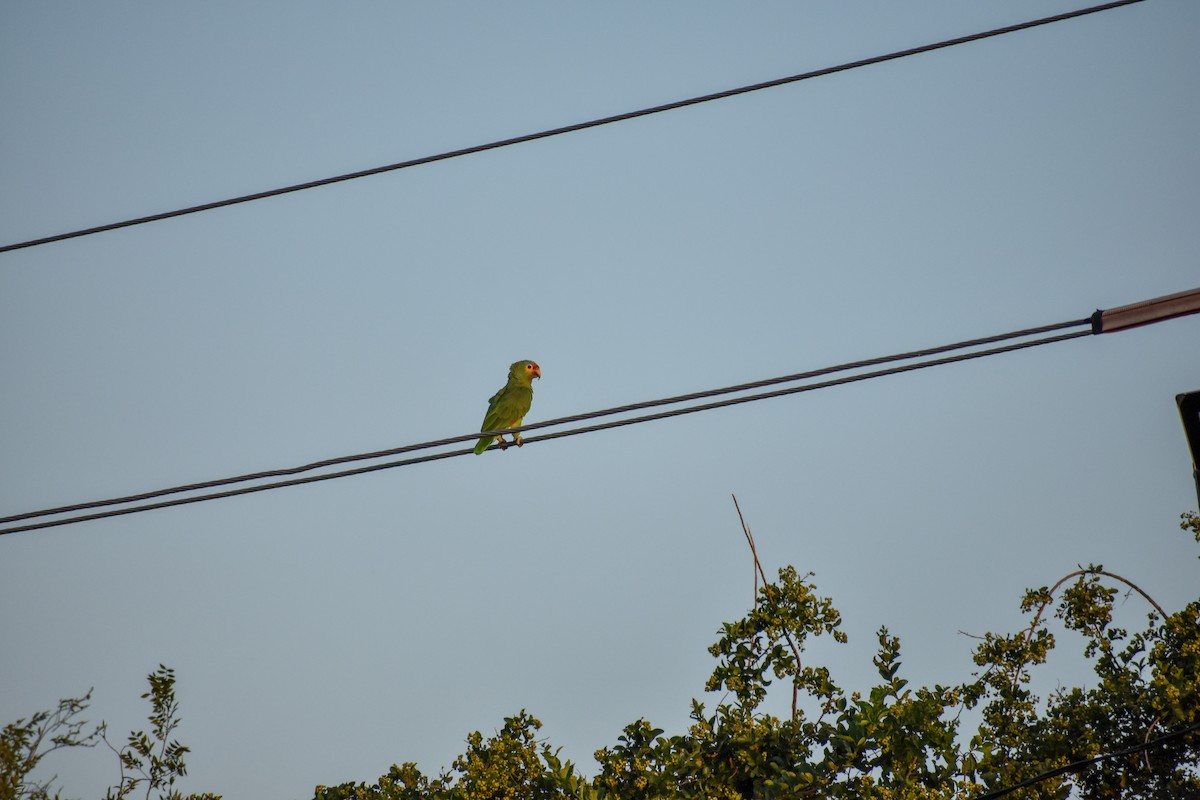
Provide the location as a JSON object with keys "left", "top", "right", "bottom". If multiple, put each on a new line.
{"left": 310, "top": 512, "right": 1200, "bottom": 800}
{"left": 5, "top": 513, "right": 1198, "bottom": 799}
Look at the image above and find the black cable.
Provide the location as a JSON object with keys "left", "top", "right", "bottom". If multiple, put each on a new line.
{"left": 0, "top": 325, "right": 1092, "bottom": 536}
{"left": 0, "top": 317, "right": 1089, "bottom": 527}
{"left": 0, "top": 0, "right": 1144, "bottom": 255}
{"left": 971, "top": 721, "right": 1200, "bottom": 800}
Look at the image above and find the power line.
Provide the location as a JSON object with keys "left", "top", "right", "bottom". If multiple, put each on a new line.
{"left": 0, "top": 316, "right": 1089, "bottom": 527}
{"left": 0, "top": 321, "right": 1093, "bottom": 536}
{"left": 0, "top": 0, "right": 1145, "bottom": 255}
{"left": 2, "top": 285, "right": 1198, "bottom": 537}
{"left": 972, "top": 721, "right": 1200, "bottom": 800}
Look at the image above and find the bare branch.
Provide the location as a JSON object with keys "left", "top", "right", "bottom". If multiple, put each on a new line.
{"left": 1010, "top": 567, "right": 1167, "bottom": 691}
{"left": 730, "top": 495, "right": 806, "bottom": 720}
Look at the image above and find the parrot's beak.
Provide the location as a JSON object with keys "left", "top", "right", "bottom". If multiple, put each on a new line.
{"left": 533, "top": 365, "right": 541, "bottom": 379}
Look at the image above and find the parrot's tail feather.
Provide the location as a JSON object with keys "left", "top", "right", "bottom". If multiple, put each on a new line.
{"left": 474, "top": 436, "right": 493, "bottom": 455}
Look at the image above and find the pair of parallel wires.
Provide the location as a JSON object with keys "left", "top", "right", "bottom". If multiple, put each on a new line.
{"left": 11, "top": 288, "right": 1200, "bottom": 536}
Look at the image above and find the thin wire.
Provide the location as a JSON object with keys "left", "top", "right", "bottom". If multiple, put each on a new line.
{"left": 971, "top": 721, "right": 1200, "bottom": 800}
{"left": 0, "top": 326, "right": 1092, "bottom": 536}
{"left": 0, "top": 0, "right": 1144, "bottom": 255}
{"left": 0, "top": 317, "right": 1090, "bottom": 526}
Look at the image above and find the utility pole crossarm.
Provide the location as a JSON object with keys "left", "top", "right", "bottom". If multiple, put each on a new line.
{"left": 1091, "top": 287, "right": 1200, "bottom": 334}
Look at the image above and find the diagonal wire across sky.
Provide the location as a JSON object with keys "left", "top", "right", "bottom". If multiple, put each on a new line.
{"left": 0, "top": 0, "right": 1145, "bottom": 255}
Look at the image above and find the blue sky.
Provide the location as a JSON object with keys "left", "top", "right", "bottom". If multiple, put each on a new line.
{"left": 2, "top": 1, "right": 1198, "bottom": 797}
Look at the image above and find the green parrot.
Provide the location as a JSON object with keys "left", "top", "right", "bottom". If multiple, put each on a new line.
{"left": 474, "top": 360, "right": 541, "bottom": 455}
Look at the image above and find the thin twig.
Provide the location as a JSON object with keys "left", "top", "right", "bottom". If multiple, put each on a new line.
{"left": 1143, "top": 715, "right": 1163, "bottom": 770}
{"left": 731, "top": 494, "right": 767, "bottom": 602}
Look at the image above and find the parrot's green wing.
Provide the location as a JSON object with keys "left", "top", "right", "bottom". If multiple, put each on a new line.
{"left": 473, "top": 388, "right": 507, "bottom": 455}
{"left": 474, "top": 384, "right": 534, "bottom": 454}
